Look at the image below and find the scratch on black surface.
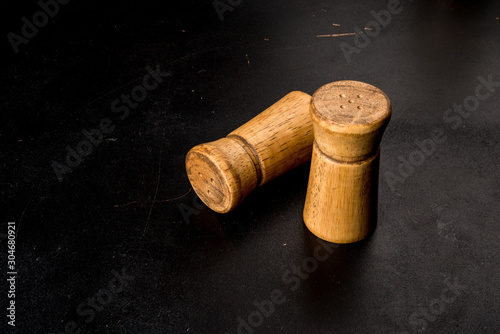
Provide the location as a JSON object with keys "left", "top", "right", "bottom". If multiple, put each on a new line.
{"left": 154, "top": 188, "right": 192, "bottom": 203}
{"left": 113, "top": 201, "right": 140, "bottom": 208}
{"left": 16, "top": 181, "right": 41, "bottom": 240}
{"left": 113, "top": 188, "right": 192, "bottom": 208}
{"left": 142, "top": 131, "right": 165, "bottom": 236}
{"left": 75, "top": 76, "right": 144, "bottom": 114}
{"left": 406, "top": 208, "right": 419, "bottom": 224}
{"left": 16, "top": 203, "right": 28, "bottom": 241}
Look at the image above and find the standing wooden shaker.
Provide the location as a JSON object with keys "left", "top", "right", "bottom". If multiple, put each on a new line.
{"left": 303, "top": 81, "right": 392, "bottom": 243}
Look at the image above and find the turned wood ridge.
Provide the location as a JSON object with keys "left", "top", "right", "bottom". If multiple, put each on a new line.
{"left": 186, "top": 91, "right": 313, "bottom": 213}
{"left": 303, "top": 80, "right": 392, "bottom": 244}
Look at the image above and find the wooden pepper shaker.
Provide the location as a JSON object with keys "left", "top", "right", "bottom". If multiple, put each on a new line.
{"left": 303, "top": 81, "right": 392, "bottom": 243}
{"left": 186, "top": 91, "right": 313, "bottom": 213}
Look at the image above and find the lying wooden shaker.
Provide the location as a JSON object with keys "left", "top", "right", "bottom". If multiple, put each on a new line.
{"left": 303, "top": 81, "right": 392, "bottom": 243}
{"left": 186, "top": 91, "right": 313, "bottom": 213}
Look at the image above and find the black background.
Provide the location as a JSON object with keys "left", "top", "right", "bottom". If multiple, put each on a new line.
{"left": 1, "top": 0, "right": 499, "bottom": 333}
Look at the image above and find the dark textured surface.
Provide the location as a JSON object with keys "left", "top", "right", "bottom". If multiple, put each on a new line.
{"left": 1, "top": 0, "right": 499, "bottom": 333}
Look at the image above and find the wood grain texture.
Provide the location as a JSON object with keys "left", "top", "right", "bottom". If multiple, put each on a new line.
{"left": 303, "top": 81, "right": 391, "bottom": 243}
{"left": 186, "top": 91, "right": 313, "bottom": 213}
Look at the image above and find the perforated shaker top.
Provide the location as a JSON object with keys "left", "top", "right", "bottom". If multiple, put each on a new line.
{"left": 311, "top": 80, "right": 391, "bottom": 127}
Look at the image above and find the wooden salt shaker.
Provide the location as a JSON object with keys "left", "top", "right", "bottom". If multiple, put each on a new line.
{"left": 303, "top": 81, "right": 392, "bottom": 243}
{"left": 186, "top": 91, "right": 313, "bottom": 213}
